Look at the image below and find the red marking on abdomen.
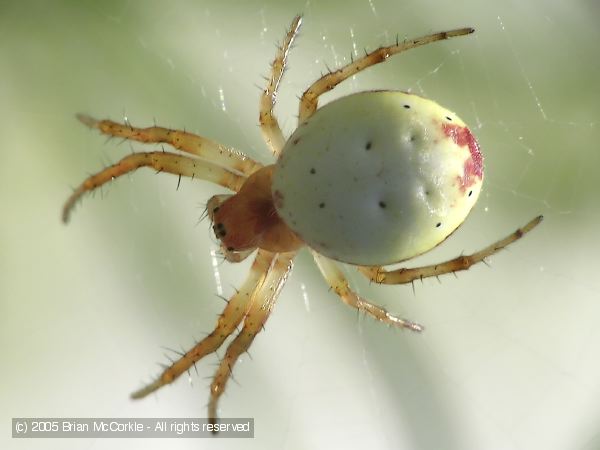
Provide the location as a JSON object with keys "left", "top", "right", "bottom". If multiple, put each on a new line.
{"left": 442, "top": 123, "right": 484, "bottom": 191}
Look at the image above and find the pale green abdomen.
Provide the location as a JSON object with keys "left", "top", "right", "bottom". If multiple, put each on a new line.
{"left": 273, "top": 91, "right": 484, "bottom": 266}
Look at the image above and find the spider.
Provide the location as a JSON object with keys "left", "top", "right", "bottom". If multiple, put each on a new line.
{"left": 63, "top": 16, "right": 542, "bottom": 426}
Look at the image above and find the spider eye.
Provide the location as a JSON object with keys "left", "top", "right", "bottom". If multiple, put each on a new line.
{"left": 213, "top": 223, "right": 227, "bottom": 238}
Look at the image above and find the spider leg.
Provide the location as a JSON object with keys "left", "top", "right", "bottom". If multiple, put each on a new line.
{"left": 62, "top": 151, "right": 245, "bottom": 223}
{"left": 359, "top": 216, "right": 543, "bottom": 284}
{"left": 312, "top": 251, "right": 423, "bottom": 332}
{"left": 130, "top": 250, "right": 278, "bottom": 399}
{"left": 77, "top": 114, "right": 262, "bottom": 175}
{"left": 298, "top": 27, "right": 474, "bottom": 122}
{"left": 259, "top": 15, "right": 303, "bottom": 157}
{"left": 208, "top": 251, "right": 295, "bottom": 426}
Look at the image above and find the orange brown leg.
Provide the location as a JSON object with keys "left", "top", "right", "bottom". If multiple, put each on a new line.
{"left": 77, "top": 114, "right": 263, "bottom": 175}
{"left": 130, "top": 249, "right": 278, "bottom": 400}
{"left": 259, "top": 15, "right": 303, "bottom": 156}
{"left": 312, "top": 252, "right": 424, "bottom": 332}
{"left": 359, "top": 216, "right": 543, "bottom": 284}
{"left": 298, "top": 27, "right": 474, "bottom": 122}
{"left": 208, "top": 251, "right": 295, "bottom": 426}
{"left": 62, "top": 151, "right": 246, "bottom": 222}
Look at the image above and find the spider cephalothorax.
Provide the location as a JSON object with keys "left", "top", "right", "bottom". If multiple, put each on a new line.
{"left": 208, "top": 165, "right": 303, "bottom": 254}
{"left": 63, "top": 16, "right": 541, "bottom": 427}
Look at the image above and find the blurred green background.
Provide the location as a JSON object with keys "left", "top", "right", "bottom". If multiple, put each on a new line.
{"left": 2, "top": 1, "right": 599, "bottom": 449}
